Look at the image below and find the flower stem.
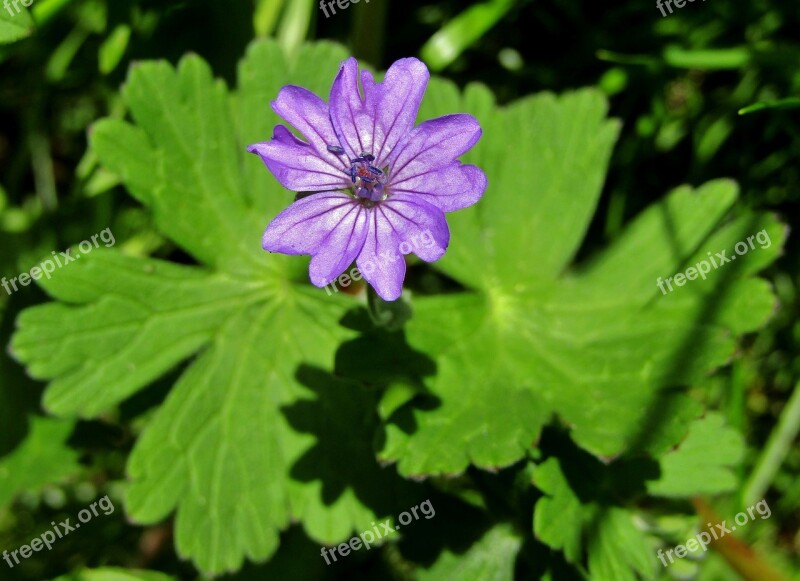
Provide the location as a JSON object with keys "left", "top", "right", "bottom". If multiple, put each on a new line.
{"left": 742, "top": 381, "right": 800, "bottom": 506}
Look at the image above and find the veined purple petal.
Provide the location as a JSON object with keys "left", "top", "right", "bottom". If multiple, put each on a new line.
{"left": 272, "top": 85, "right": 346, "bottom": 168}
{"left": 262, "top": 191, "right": 368, "bottom": 287}
{"left": 329, "top": 58, "right": 373, "bottom": 160}
{"left": 388, "top": 114, "right": 482, "bottom": 182}
{"left": 360, "top": 58, "right": 429, "bottom": 164}
{"left": 356, "top": 195, "right": 449, "bottom": 301}
{"left": 390, "top": 161, "right": 487, "bottom": 212}
{"left": 248, "top": 126, "right": 348, "bottom": 192}
{"left": 329, "top": 57, "right": 429, "bottom": 164}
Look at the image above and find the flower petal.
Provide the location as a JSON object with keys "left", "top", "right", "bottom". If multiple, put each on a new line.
{"left": 388, "top": 114, "right": 482, "bottom": 183}
{"left": 248, "top": 125, "right": 348, "bottom": 192}
{"left": 390, "top": 161, "right": 487, "bottom": 212}
{"left": 329, "top": 57, "right": 373, "bottom": 160}
{"left": 360, "top": 58, "right": 429, "bottom": 163}
{"left": 262, "top": 191, "right": 368, "bottom": 287}
{"left": 329, "top": 57, "right": 430, "bottom": 164}
{"left": 272, "top": 85, "right": 345, "bottom": 165}
{"left": 356, "top": 194, "right": 449, "bottom": 301}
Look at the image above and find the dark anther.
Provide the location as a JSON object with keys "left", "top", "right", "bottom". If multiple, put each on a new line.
{"left": 350, "top": 153, "right": 376, "bottom": 164}
{"left": 327, "top": 145, "right": 346, "bottom": 155}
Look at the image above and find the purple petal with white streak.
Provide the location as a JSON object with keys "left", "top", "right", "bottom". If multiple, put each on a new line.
{"left": 329, "top": 58, "right": 373, "bottom": 160}
{"left": 272, "top": 85, "right": 346, "bottom": 167}
{"left": 329, "top": 57, "right": 429, "bottom": 164}
{"left": 391, "top": 161, "right": 487, "bottom": 212}
{"left": 248, "top": 125, "right": 348, "bottom": 192}
{"left": 262, "top": 191, "right": 369, "bottom": 287}
{"left": 359, "top": 58, "right": 429, "bottom": 163}
{"left": 388, "top": 114, "right": 482, "bottom": 182}
{"left": 356, "top": 194, "right": 449, "bottom": 301}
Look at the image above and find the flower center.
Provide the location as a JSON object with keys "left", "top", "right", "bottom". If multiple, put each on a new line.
{"left": 349, "top": 154, "right": 388, "bottom": 202}
{"left": 328, "top": 145, "right": 388, "bottom": 204}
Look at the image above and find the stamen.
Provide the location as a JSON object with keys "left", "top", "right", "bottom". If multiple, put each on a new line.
{"left": 327, "top": 144, "right": 346, "bottom": 155}
{"left": 347, "top": 152, "right": 387, "bottom": 203}
{"left": 350, "top": 153, "right": 376, "bottom": 163}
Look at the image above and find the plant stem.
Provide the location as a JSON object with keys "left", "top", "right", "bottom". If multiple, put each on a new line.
{"left": 742, "top": 381, "right": 800, "bottom": 506}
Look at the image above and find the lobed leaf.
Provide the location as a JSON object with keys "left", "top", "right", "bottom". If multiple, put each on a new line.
{"left": 379, "top": 84, "right": 785, "bottom": 475}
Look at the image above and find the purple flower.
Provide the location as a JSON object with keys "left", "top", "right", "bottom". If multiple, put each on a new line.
{"left": 248, "top": 57, "right": 486, "bottom": 301}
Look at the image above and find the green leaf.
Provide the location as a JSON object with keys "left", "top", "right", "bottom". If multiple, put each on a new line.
{"left": 532, "top": 458, "right": 584, "bottom": 563}
{"left": 417, "top": 524, "right": 522, "bottom": 581}
{"left": 738, "top": 97, "right": 800, "bottom": 115}
{"left": 46, "top": 25, "right": 91, "bottom": 82}
{"left": 420, "top": 0, "right": 517, "bottom": 72}
{"left": 11, "top": 40, "right": 419, "bottom": 575}
{"left": 12, "top": 252, "right": 267, "bottom": 416}
{"left": 379, "top": 81, "right": 785, "bottom": 476}
{"left": 0, "top": 307, "right": 44, "bottom": 457}
{"left": 98, "top": 24, "right": 131, "bottom": 75}
{"left": 0, "top": 416, "right": 80, "bottom": 508}
{"left": 0, "top": 3, "right": 33, "bottom": 44}
{"left": 533, "top": 457, "right": 655, "bottom": 580}
{"left": 647, "top": 413, "right": 744, "bottom": 497}
{"left": 253, "top": 0, "right": 285, "bottom": 37}
{"left": 586, "top": 508, "right": 655, "bottom": 581}
{"left": 31, "top": 0, "right": 74, "bottom": 28}
{"left": 51, "top": 568, "right": 177, "bottom": 581}
{"left": 663, "top": 46, "right": 751, "bottom": 70}
{"left": 276, "top": 0, "right": 313, "bottom": 56}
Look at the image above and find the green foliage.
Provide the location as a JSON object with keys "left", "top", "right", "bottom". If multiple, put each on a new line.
{"left": 420, "top": 0, "right": 517, "bottom": 72}
{"left": 647, "top": 413, "right": 744, "bottom": 497}
{"left": 52, "top": 568, "right": 177, "bottom": 581}
{"left": 534, "top": 456, "right": 657, "bottom": 580}
{"left": 0, "top": 3, "right": 33, "bottom": 44}
{"left": 417, "top": 524, "right": 521, "bottom": 581}
{"left": 11, "top": 41, "right": 430, "bottom": 575}
{"left": 12, "top": 37, "right": 782, "bottom": 578}
{"left": 0, "top": 0, "right": 799, "bottom": 578}
{"left": 379, "top": 86, "right": 784, "bottom": 475}
{"left": 0, "top": 417, "right": 79, "bottom": 508}
{"left": 6, "top": 37, "right": 790, "bottom": 577}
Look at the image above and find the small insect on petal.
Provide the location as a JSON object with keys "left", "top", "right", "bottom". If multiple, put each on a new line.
{"left": 327, "top": 144, "right": 346, "bottom": 155}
